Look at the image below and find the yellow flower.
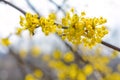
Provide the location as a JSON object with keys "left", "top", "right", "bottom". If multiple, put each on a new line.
{"left": 31, "top": 46, "right": 40, "bottom": 57}
{"left": 48, "top": 13, "right": 56, "bottom": 20}
{"left": 53, "top": 50, "right": 61, "bottom": 60}
{"left": 77, "top": 72, "right": 86, "bottom": 80}
{"left": 19, "top": 49, "right": 27, "bottom": 59}
{"left": 104, "top": 72, "right": 120, "bottom": 80}
{"left": 33, "top": 69, "right": 43, "bottom": 78}
{"left": 20, "top": 16, "right": 25, "bottom": 26}
{"left": 81, "top": 11, "right": 86, "bottom": 16}
{"left": 69, "top": 64, "right": 78, "bottom": 79}
{"left": 62, "top": 18, "right": 69, "bottom": 26}
{"left": 58, "top": 72, "right": 66, "bottom": 80}
{"left": 111, "top": 50, "right": 119, "bottom": 58}
{"left": 63, "top": 52, "right": 74, "bottom": 62}
{"left": 0, "top": 37, "right": 11, "bottom": 46}
{"left": 70, "top": 8, "right": 75, "bottom": 13}
{"left": 42, "top": 54, "right": 51, "bottom": 62}
{"left": 25, "top": 74, "right": 35, "bottom": 80}
{"left": 83, "top": 64, "right": 93, "bottom": 76}
{"left": 16, "top": 28, "right": 23, "bottom": 35}
{"left": 20, "top": 13, "right": 39, "bottom": 35}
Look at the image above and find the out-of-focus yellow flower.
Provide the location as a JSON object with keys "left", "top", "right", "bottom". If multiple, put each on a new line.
{"left": 104, "top": 72, "right": 120, "bottom": 80}
{"left": 63, "top": 52, "right": 74, "bottom": 62}
{"left": 19, "top": 49, "right": 27, "bottom": 59}
{"left": 58, "top": 72, "right": 66, "bottom": 80}
{"left": 53, "top": 50, "right": 61, "bottom": 60}
{"left": 111, "top": 50, "right": 119, "bottom": 58}
{"left": 31, "top": 46, "right": 40, "bottom": 57}
{"left": 25, "top": 74, "right": 35, "bottom": 80}
{"left": 70, "top": 8, "right": 75, "bottom": 13}
{"left": 81, "top": 11, "right": 86, "bottom": 16}
{"left": 69, "top": 64, "right": 78, "bottom": 79}
{"left": 33, "top": 69, "right": 43, "bottom": 78}
{"left": 42, "top": 54, "right": 50, "bottom": 62}
{"left": 0, "top": 37, "right": 11, "bottom": 46}
{"left": 16, "top": 28, "right": 23, "bottom": 35}
{"left": 83, "top": 64, "right": 93, "bottom": 76}
{"left": 49, "top": 60, "right": 65, "bottom": 70}
{"left": 77, "top": 72, "right": 86, "bottom": 80}
{"left": 20, "top": 16, "right": 25, "bottom": 26}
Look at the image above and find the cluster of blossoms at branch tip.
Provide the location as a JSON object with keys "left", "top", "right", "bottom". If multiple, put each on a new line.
{"left": 60, "top": 8, "right": 108, "bottom": 47}
{"left": 18, "top": 8, "right": 108, "bottom": 47}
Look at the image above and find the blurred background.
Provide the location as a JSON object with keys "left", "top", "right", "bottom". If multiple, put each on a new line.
{"left": 0, "top": 0, "right": 120, "bottom": 80}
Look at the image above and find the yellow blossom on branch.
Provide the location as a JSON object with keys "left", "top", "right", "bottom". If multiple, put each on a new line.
{"left": 19, "top": 8, "right": 108, "bottom": 47}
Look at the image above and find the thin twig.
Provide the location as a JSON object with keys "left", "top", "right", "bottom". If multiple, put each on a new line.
{"left": 1, "top": 0, "right": 26, "bottom": 15}
{"left": 49, "top": 0, "right": 66, "bottom": 15}
{"left": 102, "top": 41, "right": 120, "bottom": 51}
{"left": 25, "top": 0, "right": 40, "bottom": 15}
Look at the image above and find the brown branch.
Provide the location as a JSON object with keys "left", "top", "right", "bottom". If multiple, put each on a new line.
{"left": 0, "top": 0, "right": 26, "bottom": 15}
{"left": 101, "top": 41, "right": 120, "bottom": 51}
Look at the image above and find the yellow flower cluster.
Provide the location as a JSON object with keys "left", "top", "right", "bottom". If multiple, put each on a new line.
{"left": 19, "top": 13, "right": 39, "bottom": 35}
{"left": 19, "top": 8, "right": 108, "bottom": 47}
{"left": 39, "top": 13, "right": 57, "bottom": 35}
{"left": 60, "top": 9, "right": 108, "bottom": 47}
{"left": 19, "top": 13, "right": 57, "bottom": 35}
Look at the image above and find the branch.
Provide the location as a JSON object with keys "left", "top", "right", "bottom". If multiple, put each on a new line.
{"left": 1, "top": 0, "right": 120, "bottom": 52}
{"left": 25, "top": 0, "right": 40, "bottom": 15}
{"left": 102, "top": 41, "right": 120, "bottom": 51}
{"left": 0, "top": 0, "right": 26, "bottom": 15}
{"left": 49, "top": 0, "right": 66, "bottom": 15}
